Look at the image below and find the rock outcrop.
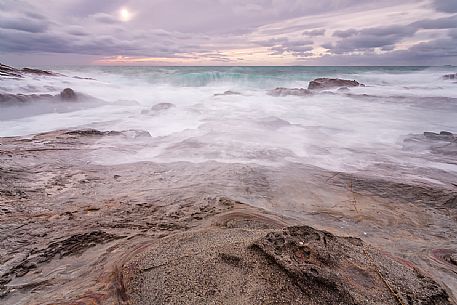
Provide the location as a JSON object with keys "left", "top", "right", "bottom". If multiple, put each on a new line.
{"left": 308, "top": 78, "right": 364, "bottom": 90}
{"left": 0, "top": 88, "right": 79, "bottom": 105}
{"left": 0, "top": 63, "right": 58, "bottom": 78}
{"left": 268, "top": 87, "right": 313, "bottom": 97}
{"left": 254, "top": 226, "right": 453, "bottom": 305}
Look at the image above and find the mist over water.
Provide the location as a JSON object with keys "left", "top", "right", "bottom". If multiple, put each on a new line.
{"left": 1, "top": 66, "right": 456, "bottom": 179}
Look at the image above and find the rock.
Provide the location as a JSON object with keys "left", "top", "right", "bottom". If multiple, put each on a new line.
{"left": 65, "top": 129, "right": 107, "bottom": 136}
{"left": 214, "top": 90, "right": 241, "bottom": 96}
{"left": 338, "top": 87, "right": 350, "bottom": 92}
{"left": 21, "top": 67, "right": 56, "bottom": 76}
{"left": 424, "top": 131, "right": 455, "bottom": 141}
{"left": 150, "top": 102, "right": 175, "bottom": 112}
{"left": 0, "top": 63, "right": 59, "bottom": 78}
{"left": 268, "top": 87, "right": 313, "bottom": 97}
{"left": 60, "top": 88, "right": 77, "bottom": 101}
{"left": 254, "top": 226, "right": 453, "bottom": 305}
{"left": 121, "top": 130, "right": 152, "bottom": 138}
{"left": 0, "top": 93, "right": 53, "bottom": 104}
{"left": 443, "top": 73, "right": 457, "bottom": 80}
{"left": 0, "top": 63, "right": 22, "bottom": 78}
{"left": 308, "top": 78, "right": 364, "bottom": 90}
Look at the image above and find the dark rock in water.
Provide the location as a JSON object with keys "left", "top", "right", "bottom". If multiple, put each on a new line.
{"left": 60, "top": 88, "right": 77, "bottom": 101}
{"left": 424, "top": 131, "right": 455, "bottom": 141}
{"left": 268, "top": 87, "right": 313, "bottom": 97}
{"left": 308, "top": 78, "right": 364, "bottom": 90}
{"left": 21, "top": 67, "right": 56, "bottom": 76}
{"left": 254, "top": 226, "right": 453, "bottom": 305}
{"left": 73, "top": 76, "right": 96, "bottom": 80}
{"left": 150, "top": 102, "right": 175, "bottom": 112}
{"left": 214, "top": 90, "right": 241, "bottom": 96}
{"left": 443, "top": 73, "right": 457, "bottom": 80}
{"left": 0, "top": 93, "right": 54, "bottom": 104}
{"left": 338, "top": 87, "right": 350, "bottom": 92}
{"left": 0, "top": 63, "right": 59, "bottom": 78}
{"left": 65, "top": 129, "right": 107, "bottom": 136}
{"left": 0, "top": 63, "right": 23, "bottom": 78}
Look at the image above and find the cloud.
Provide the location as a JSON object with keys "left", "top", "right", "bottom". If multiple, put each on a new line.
{"left": 0, "top": 0, "right": 456, "bottom": 65}
{"left": 432, "top": 0, "right": 457, "bottom": 13}
{"left": 302, "top": 29, "right": 326, "bottom": 36}
{"left": 325, "top": 25, "right": 417, "bottom": 54}
{"left": 0, "top": 16, "right": 49, "bottom": 33}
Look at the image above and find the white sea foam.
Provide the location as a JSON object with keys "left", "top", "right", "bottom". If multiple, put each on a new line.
{"left": 0, "top": 67, "right": 456, "bottom": 177}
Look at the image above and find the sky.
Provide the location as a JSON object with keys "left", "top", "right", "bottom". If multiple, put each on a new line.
{"left": 0, "top": 0, "right": 457, "bottom": 66}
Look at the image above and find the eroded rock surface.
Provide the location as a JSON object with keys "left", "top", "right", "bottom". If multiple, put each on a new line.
{"left": 308, "top": 78, "right": 364, "bottom": 90}
{"left": 255, "top": 226, "right": 453, "bottom": 305}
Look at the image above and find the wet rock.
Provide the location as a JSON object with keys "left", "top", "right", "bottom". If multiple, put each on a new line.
{"left": 0, "top": 231, "right": 122, "bottom": 295}
{"left": 0, "top": 93, "right": 54, "bottom": 104}
{"left": 214, "top": 90, "right": 241, "bottom": 96}
{"left": 423, "top": 131, "right": 455, "bottom": 141}
{"left": 21, "top": 67, "right": 56, "bottom": 76}
{"left": 308, "top": 78, "right": 364, "bottom": 90}
{"left": 268, "top": 87, "right": 313, "bottom": 97}
{"left": 0, "top": 63, "right": 58, "bottom": 78}
{"left": 0, "top": 63, "right": 22, "bottom": 78}
{"left": 65, "top": 129, "right": 107, "bottom": 136}
{"left": 73, "top": 76, "right": 96, "bottom": 80}
{"left": 60, "top": 88, "right": 77, "bottom": 101}
{"left": 443, "top": 73, "right": 457, "bottom": 80}
{"left": 121, "top": 130, "right": 152, "bottom": 138}
{"left": 150, "top": 102, "right": 175, "bottom": 112}
{"left": 254, "top": 226, "right": 453, "bottom": 305}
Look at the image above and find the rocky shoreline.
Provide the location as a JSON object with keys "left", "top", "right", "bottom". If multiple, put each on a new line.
{"left": 0, "top": 128, "right": 456, "bottom": 304}
{"left": 1, "top": 64, "right": 456, "bottom": 304}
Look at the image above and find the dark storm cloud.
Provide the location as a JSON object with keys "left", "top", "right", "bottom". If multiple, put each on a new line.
{"left": 412, "top": 14, "right": 457, "bottom": 29}
{"left": 432, "top": 0, "right": 457, "bottom": 13}
{"left": 0, "top": 17, "right": 49, "bottom": 33}
{"left": 326, "top": 25, "right": 417, "bottom": 54}
{"left": 0, "top": 0, "right": 456, "bottom": 65}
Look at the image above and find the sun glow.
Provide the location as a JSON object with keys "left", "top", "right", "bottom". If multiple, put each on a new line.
{"left": 120, "top": 8, "right": 131, "bottom": 22}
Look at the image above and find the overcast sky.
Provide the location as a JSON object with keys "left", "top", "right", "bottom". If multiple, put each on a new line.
{"left": 1, "top": 0, "right": 457, "bottom": 66}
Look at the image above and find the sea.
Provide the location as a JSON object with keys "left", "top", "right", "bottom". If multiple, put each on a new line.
{"left": 1, "top": 66, "right": 456, "bottom": 178}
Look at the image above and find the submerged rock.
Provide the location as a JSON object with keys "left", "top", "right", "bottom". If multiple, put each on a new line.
{"left": 150, "top": 102, "right": 175, "bottom": 112}
{"left": 0, "top": 93, "right": 54, "bottom": 104}
{"left": 268, "top": 87, "right": 313, "bottom": 97}
{"left": 0, "top": 88, "right": 79, "bottom": 105}
{"left": 308, "top": 78, "right": 364, "bottom": 90}
{"left": 60, "top": 88, "right": 77, "bottom": 101}
{"left": 443, "top": 73, "right": 457, "bottom": 80}
{"left": 254, "top": 226, "right": 453, "bottom": 305}
{"left": 214, "top": 90, "right": 241, "bottom": 96}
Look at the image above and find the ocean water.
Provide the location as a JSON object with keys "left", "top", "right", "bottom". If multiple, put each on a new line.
{"left": 1, "top": 66, "right": 456, "bottom": 178}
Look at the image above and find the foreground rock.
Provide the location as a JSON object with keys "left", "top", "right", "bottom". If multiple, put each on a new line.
{"left": 126, "top": 225, "right": 454, "bottom": 305}
{"left": 268, "top": 87, "right": 313, "bottom": 97}
{"left": 255, "top": 226, "right": 452, "bottom": 305}
{"left": 308, "top": 78, "right": 364, "bottom": 90}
